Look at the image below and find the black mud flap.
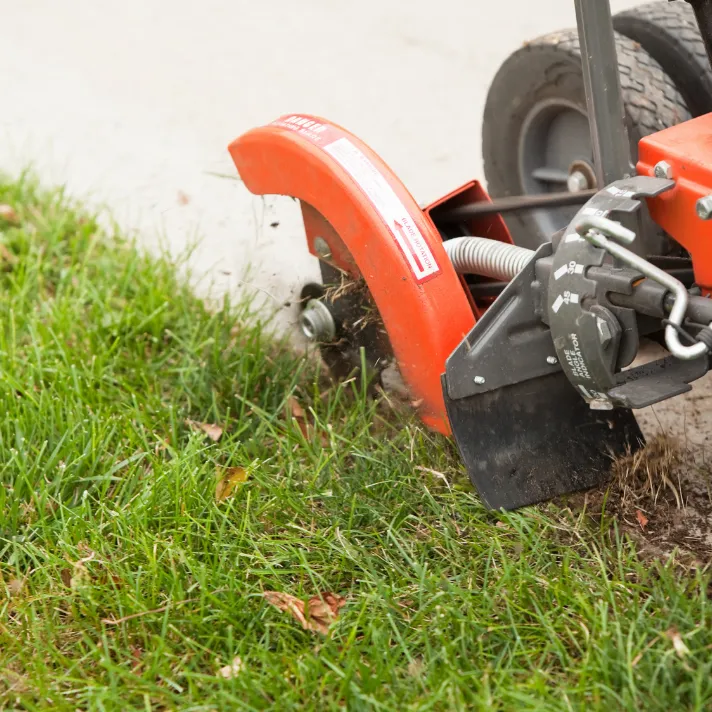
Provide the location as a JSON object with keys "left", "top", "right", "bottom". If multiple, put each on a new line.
{"left": 442, "top": 372, "right": 643, "bottom": 511}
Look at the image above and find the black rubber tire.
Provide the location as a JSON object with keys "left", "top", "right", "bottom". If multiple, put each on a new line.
{"left": 482, "top": 30, "right": 690, "bottom": 251}
{"left": 614, "top": 1, "right": 712, "bottom": 117}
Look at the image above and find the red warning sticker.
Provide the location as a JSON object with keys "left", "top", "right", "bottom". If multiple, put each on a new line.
{"left": 271, "top": 115, "right": 441, "bottom": 282}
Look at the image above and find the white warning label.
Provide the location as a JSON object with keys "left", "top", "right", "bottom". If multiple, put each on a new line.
{"left": 323, "top": 137, "right": 440, "bottom": 282}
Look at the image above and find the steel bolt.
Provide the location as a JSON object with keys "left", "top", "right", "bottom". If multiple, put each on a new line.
{"left": 697, "top": 195, "right": 712, "bottom": 221}
{"left": 597, "top": 318, "right": 612, "bottom": 347}
{"left": 473, "top": 376, "right": 486, "bottom": 385}
{"left": 299, "top": 299, "right": 336, "bottom": 342}
{"left": 567, "top": 170, "right": 589, "bottom": 194}
{"left": 546, "top": 356, "right": 558, "bottom": 365}
{"left": 313, "top": 236, "right": 332, "bottom": 259}
{"left": 654, "top": 161, "right": 673, "bottom": 180}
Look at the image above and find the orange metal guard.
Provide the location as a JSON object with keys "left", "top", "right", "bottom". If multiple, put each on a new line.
{"left": 229, "top": 115, "right": 476, "bottom": 433}
{"left": 638, "top": 113, "right": 712, "bottom": 294}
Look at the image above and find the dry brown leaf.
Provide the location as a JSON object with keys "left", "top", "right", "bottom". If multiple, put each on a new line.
{"left": 306, "top": 592, "right": 347, "bottom": 635}
{"left": 185, "top": 418, "right": 223, "bottom": 442}
{"left": 6, "top": 578, "right": 23, "bottom": 597}
{"left": 264, "top": 590, "right": 346, "bottom": 636}
{"left": 264, "top": 591, "right": 309, "bottom": 629}
{"left": 286, "top": 396, "right": 329, "bottom": 446}
{"left": 59, "top": 549, "right": 94, "bottom": 590}
{"left": 287, "top": 396, "right": 311, "bottom": 438}
{"left": 288, "top": 396, "right": 306, "bottom": 419}
{"left": 0, "top": 243, "right": 17, "bottom": 265}
{"left": 1, "top": 668, "right": 29, "bottom": 694}
{"left": 130, "top": 645, "right": 143, "bottom": 673}
{"left": 70, "top": 563, "right": 91, "bottom": 590}
{"left": 665, "top": 627, "right": 690, "bottom": 658}
{"left": 636, "top": 510, "right": 649, "bottom": 530}
{"left": 218, "top": 656, "right": 244, "bottom": 679}
{"left": 407, "top": 658, "right": 425, "bottom": 677}
{"left": 216, "top": 466, "right": 248, "bottom": 502}
{"left": 0, "top": 204, "right": 19, "bottom": 224}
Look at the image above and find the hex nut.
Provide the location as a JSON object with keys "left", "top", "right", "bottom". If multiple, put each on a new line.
{"left": 567, "top": 170, "right": 589, "bottom": 193}
{"left": 313, "top": 236, "right": 332, "bottom": 259}
{"left": 654, "top": 161, "right": 673, "bottom": 180}
{"left": 696, "top": 195, "right": 712, "bottom": 221}
{"left": 597, "top": 317, "right": 612, "bottom": 347}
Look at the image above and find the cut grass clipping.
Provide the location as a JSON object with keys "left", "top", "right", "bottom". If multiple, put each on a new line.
{"left": 0, "top": 175, "right": 711, "bottom": 711}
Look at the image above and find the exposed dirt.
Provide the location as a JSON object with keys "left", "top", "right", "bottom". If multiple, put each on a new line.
{"left": 575, "top": 435, "right": 712, "bottom": 568}
{"left": 317, "top": 296, "right": 712, "bottom": 566}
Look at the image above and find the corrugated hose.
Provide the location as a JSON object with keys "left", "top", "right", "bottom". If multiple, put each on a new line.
{"left": 443, "top": 237, "right": 534, "bottom": 281}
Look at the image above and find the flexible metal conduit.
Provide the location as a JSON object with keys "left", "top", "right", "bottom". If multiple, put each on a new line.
{"left": 443, "top": 237, "right": 534, "bottom": 281}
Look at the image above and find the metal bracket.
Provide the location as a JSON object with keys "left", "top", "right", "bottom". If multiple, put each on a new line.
{"left": 609, "top": 355, "right": 708, "bottom": 408}
{"left": 547, "top": 175, "right": 694, "bottom": 409}
{"left": 445, "top": 243, "right": 559, "bottom": 401}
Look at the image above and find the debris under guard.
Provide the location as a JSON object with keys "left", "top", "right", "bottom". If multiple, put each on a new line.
{"left": 442, "top": 243, "right": 642, "bottom": 511}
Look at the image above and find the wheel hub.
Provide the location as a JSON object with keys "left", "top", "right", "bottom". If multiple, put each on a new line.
{"left": 519, "top": 99, "right": 596, "bottom": 238}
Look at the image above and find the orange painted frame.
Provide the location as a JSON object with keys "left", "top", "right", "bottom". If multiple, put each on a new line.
{"left": 229, "top": 116, "right": 476, "bottom": 433}
{"left": 638, "top": 113, "right": 712, "bottom": 294}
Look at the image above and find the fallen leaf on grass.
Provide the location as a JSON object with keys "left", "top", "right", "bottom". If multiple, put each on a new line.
{"left": 60, "top": 549, "right": 95, "bottom": 590}
{"left": 407, "top": 658, "right": 425, "bottom": 677}
{"left": 0, "top": 205, "right": 19, "bottom": 224}
{"left": 0, "top": 243, "right": 17, "bottom": 265}
{"left": 636, "top": 510, "right": 649, "bottom": 530}
{"left": 6, "top": 578, "right": 23, "bottom": 597}
{"left": 264, "top": 591, "right": 346, "bottom": 636}
{"left": 286, "top": 396, "right": 329, "bottom": 446}
{"left": 287, "top": 396, "right": 309, "bottom": 438}
{"left": 218, "top": 656, "right": 244, "bottom": 679}
{"left": 130, "top": 645, "right": 143, "bottom": 673}
{"left": 185, "top": 418, "right": 223, "bottom": 442}
{"left": 1, "top": 668, "right": 29, "bottom": 694}
{"left": 665, "top": 627, "right": 690, "bottom": 658}
{"left": 60, "top": 566, "right": 90, "bottom": 590}
{"left": 216, "top": 466, "right": 248, "bottom": 502}
{"left": 70, "top": 564, "right": 91, "bottom": 590}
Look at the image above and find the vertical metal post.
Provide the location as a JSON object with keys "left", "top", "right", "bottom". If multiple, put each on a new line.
{"left": 574, "top": 0, "right": 632, "bottom": 187}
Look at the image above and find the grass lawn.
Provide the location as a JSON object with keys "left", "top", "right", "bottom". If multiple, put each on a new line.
{"left": 0, "top": 175, "right": 711, "bottom": 711}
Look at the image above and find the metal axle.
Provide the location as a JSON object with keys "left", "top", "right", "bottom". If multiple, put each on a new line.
{"left": 435, "top": 189, "right": 597, "bottom": 223}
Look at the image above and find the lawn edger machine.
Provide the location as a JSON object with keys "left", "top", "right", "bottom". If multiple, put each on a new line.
{"left": 229, "top": 0, "right": 712, "bottom": 511}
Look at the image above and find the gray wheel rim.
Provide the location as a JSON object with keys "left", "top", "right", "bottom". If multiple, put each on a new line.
{"left": 518, "top": 98, "right": 596, "bottom": 241}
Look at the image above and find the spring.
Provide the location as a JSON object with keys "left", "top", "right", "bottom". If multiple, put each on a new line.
{"left": 443, "top": 237, "right": 534, "bottom": 281}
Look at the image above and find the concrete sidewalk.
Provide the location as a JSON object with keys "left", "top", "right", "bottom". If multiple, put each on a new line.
{"left": 5, "top": 1, "right": 712, "bottom": 449}
{"left": 0, "top": 0, "right": 640, "bottom": 323}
